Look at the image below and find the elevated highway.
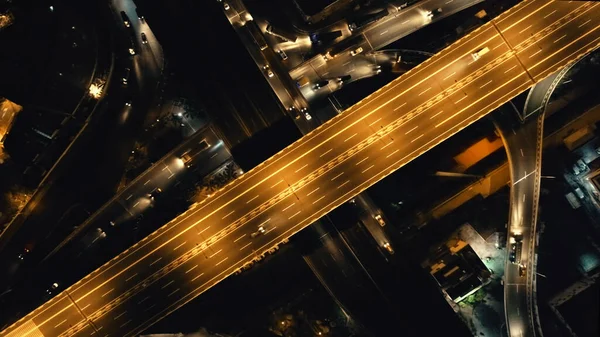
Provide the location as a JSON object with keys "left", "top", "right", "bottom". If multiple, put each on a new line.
{"left": 2, "top": 1, "right": 600, "bottom": 336}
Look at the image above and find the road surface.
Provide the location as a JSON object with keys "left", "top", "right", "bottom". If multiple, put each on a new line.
{"left": 2, "top": 1, "right": 600, "bottom": 336}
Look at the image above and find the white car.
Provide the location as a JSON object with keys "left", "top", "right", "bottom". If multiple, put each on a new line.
{"left": 383, "top": 242, "right": 394, "bottom": 254}
{"left": 251, "top": 225, "right": 267, "bottom": 238}
{"left": 471, "top": 46, "right": 490, "bottom": 61}
{"left": 223, "top": 3, "right": 230, "bottom": 10}
{"left": 375, "top": 214, "right": 385, "bottom": 226}
{"left": 350, "top": 47, "right": 363, "bottom": 56}
{"left": 304, "top": 112, "right": 312, "bottom": 121}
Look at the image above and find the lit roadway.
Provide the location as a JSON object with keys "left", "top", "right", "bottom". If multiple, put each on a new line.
{"left": 289, "top": 0, "right": 483, "bottom": 99}
{"left": 2, "top": 1, "right": 600, "bottom": 336}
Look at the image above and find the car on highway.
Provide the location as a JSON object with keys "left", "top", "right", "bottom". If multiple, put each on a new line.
{"left": 337, "top": 75, "right": 352, "bottom": 84}
{"left": 223, "top": 2, "right": 230, "bottom": 10}
{"left": 141, "top": 32, "right": 149, "bottom": 44}
{"left": 288, "top": 106, "right": 301, "bottom": 119}
{"left": 300, "top": 107, "right": 312, "bottom": 121}
{"left": 426, "top": 8, "right": 442, "bottom": 18}
{"left": 262, "top": 65, "right": 274, "bottom": 78}
{"left": 251, "top": 225, "right": 267, "bottom": 238}
{"left": 471, "top": 47, "right": 490, "bottom": 61}
{"left": 135, "top": 7, "right": 145, "bottom": 22}
{"left": 519, "top": 264, "right": 526, "bottom": 277}
{"left": 350, "top": 47, "right": 363, "bottom": 56}
{"left": 128, "top": 45, "right": 137, "bottom": 56}
{"left": 125, "top": 100, "right": 132, "bottom": 107}
{"left": 509, "top": 234, "right": 523, "bottom": 264}
{"left": 149, "top": 187, "right": 163, "bottom": 200}
{"left": 277, "top": 49, "right": 288, "bottom": 60}
{"left": 383, "top": 242, "right": 394, "bottom": 254}
{"left": 122, "top": 68, "right": 130, "bottom": 86}
{"left": 46, "top": 282, "right": 59, "bottom": 295}
{"left": 120, "top": 11, "right": 131, "bottom": 28}
{"left": 181, "top": 153, "right": 193, "bottom": 168}
{"left": 374, "top": 214, "right": 386, "bottom": 226}
{"left": 314, "top": 80, "right": 329, "bottom": 90}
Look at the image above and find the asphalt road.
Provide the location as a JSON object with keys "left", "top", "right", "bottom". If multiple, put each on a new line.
{"left": 2, "top": 1, "right": 600, "bottom": 336}
{"left": 289, "top": 0, "right": 484, "bottom": 101}
{"left": 495, "top": 108, "right": 544, "bottom": 337}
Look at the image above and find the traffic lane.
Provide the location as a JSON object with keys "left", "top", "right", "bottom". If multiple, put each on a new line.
{"left": 498, "top": 0, "right": 585, "bottom": 47}
{"left": 519, "top": 4, "right": 600, "bottom": 81}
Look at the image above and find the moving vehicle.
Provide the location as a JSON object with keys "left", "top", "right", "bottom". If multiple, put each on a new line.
{"left": 265, "top": 24, "right": 297, "bottom": 43}
{"left": 337, "top": 75, "right": 352, "bottom": 84}
{"left": 251, "top": 225, "right": 267, "bottom": 238}
{"left": 262, "top": 64, "right": 274, "bottom": 78}
{"left": 350, "top": 46, "right": 363, "bottom": 56}
{"left": 314, "top": 80, "right": 329, "bottom": 90}
{"left": 122, "top": 68, "right": 130, "bottom": 85}
{"left": 327, "top": 35, "right": 366, "bottom": 59}
{"left": 288, "top": 106, "right": 301, "bottom": 120}
{"left": 277, "top": 49, "right": 288, "bottom": 60}
{"left": 141, "top": 32, "right": 148, "bottom": 44}
{"left": 223, "top": 2, "right": 230, "bottom": 10}
{"left": 296, "top": 76, "right": 310, "bottom": 88}
{"left": 149, "top": 187, "right": 163, "bottom": 200}
{"left": 348, "top": 9, "right": 389, "bottom": 32}
{"left": 519, "top": 264, "right": 526, "bottom": 277}
{"left": 509, "top": 234, "right": 523, "bottom": 264}
{"left": 471, "top": 46, "right": 490, "bottom": 61}
{"left": 181, "top": 153, "right": 193, "bottom": 168}
{"left": 374, "top": 214, "right": 385, "bottom": 226}
{"left": 426, "top": 8, "right": 443, "bottom": 18}
{"left": 120, "top": 11, "right": 131, "bottom": 28}
{"left": 383, "top": 242, "right": 395, "bottom": 254}
{"left": 128, "top": 45, "right": 136, "bottom": 55}
{"left": 135, "top": 7, "right": 144, "bottom": 22}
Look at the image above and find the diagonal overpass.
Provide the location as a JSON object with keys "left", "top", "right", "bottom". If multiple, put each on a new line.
{"left": 2, "top": 1, "right": 600, "bottom": 336}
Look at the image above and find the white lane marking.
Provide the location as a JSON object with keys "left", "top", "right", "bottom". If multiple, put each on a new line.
{"left": 173, "top": 241, "right": 187, "bottom": 251}
{"left": 455, "top": 95, "right": 468, "bottom": 104}
{"left": 215, "top": 257, "right": 229, "bottom": 266}
{"left": 553, "top": 34, "right": 567, "bottom": 44}
{"left": 126, "top": 194, "right": 133, "bottom": 200}
{"left": 114, "top": 311, "right": 127, "bottom": 320}
{"left": 307, "top": 187, "right": 320, "bottom": 196}
{"left": 239, "top": 242, "right": 252, "bottom": 251}
{"left": 504, "top": 65, "right": 517, "bottom": 73}
{"left": 369, "top": 118, "right": 382, "bottom": 127}
{"left": 282, "top": 203, "right": 295, "bottom": 212}
{"left": 405, "top": 126, "right": 418, "bottom": 134}
{"left": 480, "top": 80, "right": 493, "bottom": 88}
{"left": 120, "top": 319, "right": 132, "bottom": 328}
{"left": 344, "top": 133, "right": 357, "bottom": 142}
{"left": 313, "top": 195, "right": 326, "bottom": 204}
{"left": 144, "top": 180, "right": 150, "bottom": 186}
{"left": 355, "top": 157, "right": 369, "bottom": 166}
{"left": 380, "top": 30, "right": 388, "bottom": 36}
{"left": 493, "top": 43, "right": 504, "bottom": 50}
{"left": 133, "top": 201, "right": 140, "bottom": 208}
{"left": 430, "top": 110, "right": 444, "bottom": 119}
{"left": 144, "top": 304, "right": 156, "bottom": 312}
{"left": 418, "top": 87, "right": 432, "bottom": 96}
{"left": 101, "top": 288, "right": 114, "bottom": 298}
{"left": 81, "top": 304, "right": 90, "bottom": 311}
{"left": 289, "top": 211, "right": 301, "bottom": 219}
{"left": 168, "top": 288, "right": 180, "bottom": 297}
{"left": 191, "top": 273, "right": 205, "bottom": 282}
{"left": 319, "top": 149, "right": 333, "bottom": 157}
{"left": 518, "top": 24, "right": 532, "bottom": 35}
{"left": 394, "top": 102, "right": 407, "bottom": 111}
{"left": 337, "top": 180, "right": 350, "bottom": 189}
{"left": 168, "top": 173, "right": 175, "bottom": 179}
{"left": 161, "top": 280, "right": 174, "bottom": 289}
{"left": 380, "top": 141, "right": 394, "bottom": 150}
{"left": 331, "top": 172, "right": 344, "bottom": 181}
{"left": 529, "top": 49, "right": 542, "bottom": 59}
{"left": 246, "top": 195, "right": 259, "bottom": 204}
{"left": 294, "top": 164, "right": 308, "bottom": 173}
{"left": 543, "top": 9, "right": 556, "bottom": 19}
{"left": 258, "top": 218, "right": 271, "bottom": 227}
{"left": 234, "top": 234, "right": 246, "bottom": 242}
{"left": 445, "top": 0, "right": 453, "bottom": 3}
{"left": 210, "top": 152, "right": 218, "bottom": 159}
{"left": 579, "top": 19, "right": 591, "bottom": 28}
{"left": 411, "top": 134, "right": 425, "bottom": 143}
{"left": 209, "top": 249, "right": 222, "bottom": 258}
{"left": 197, "top": 226, "right": 210, "bottom": 235}
{"left": 442, "top": 72, "right": 456, "bottom": 81}
{"left": 270, "top": 180, "right": 284, "bottom": 188}
{"left": 513, "top": 170, "right": 537, "bottom": 186}
{"left": 520, "top": 148, "right": 524, "bottom": 157}
{"left": 522, "top": 193, "right": 526, "bottom": 202}
{"left": 125, "top": 273, "right": 137, "bottom": 282}
{"left": 221, "top": 210, "right": 234, "bottom": 219}
{"left": 138, "top": 296, "right": 150, "bottom": 304}
{"left": 401, "top": 20, "right": 410, "bottom": 24}
{"left": 362, "top": 165, "right": 375, "bottom": 173}
{"left": 386, "top": 149, "right": 399, "bottom": 158}
{"left": 185, "top": 265, "right": 198, "bottom": 274}
{"left": 55, "top": 319, "right": 67, "bottom": 328}
{"left": 149, "top": 257, "right": 162, "bottom": 266}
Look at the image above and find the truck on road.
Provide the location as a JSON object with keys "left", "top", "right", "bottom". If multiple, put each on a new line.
{"left": 348, "top": 9, "right": 389, "bottom": 32}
